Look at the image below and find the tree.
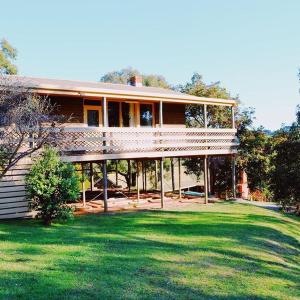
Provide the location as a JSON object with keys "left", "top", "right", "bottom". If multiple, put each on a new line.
{"left": 26, "top": 147, "right": 80, "bottom": 225}
{"left": 271, "top": 106, "right": 300, "bottom": 214}
{"left": 100, "top": 67, "right": 170, "bottom": 88}
{"left": 0, "top": 75, "right": 66, "bottom": 179}
{"left": 182, "top": 73, "right": 238, "bottom": 196}
{"left": 237, "top": 125, "right": 273, "bottom": 197}
{"left": 0, "top": 39, "right": 17, "bottom": 75}
{"left": 183, "top": 73, "right": 234, "bottom": 128}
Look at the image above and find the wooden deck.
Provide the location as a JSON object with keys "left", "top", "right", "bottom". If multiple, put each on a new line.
{"left": 58, "top": 127, "right": 238, "bottom": 162}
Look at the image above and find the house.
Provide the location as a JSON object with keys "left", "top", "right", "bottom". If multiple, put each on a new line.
{"left": 0, "top": 75, "right": 238, "bottom": 219}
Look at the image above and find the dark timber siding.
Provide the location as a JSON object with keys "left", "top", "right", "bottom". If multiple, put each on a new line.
{"left": 50, "top": 96, "right": 84, "bottom": 123}
{"left": 156, "top": 103, "right": 186, "bottom": 126}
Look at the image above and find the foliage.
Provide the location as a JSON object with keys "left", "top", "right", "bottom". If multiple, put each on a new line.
{"left": 183, "top": 73, "right": 234, "bottom": 128}
{"left": 100, "top": 67, "right": 170, "bottom": 88}
{"left": 26, "top": 147, "right": 80, "bottom": 225}
{"left": 271, "top": 106, "right": 300, "bottom": 214}
{"left": 0, "top": 75, "right": 67, "bottom": 179}
{"left": 0, "top": 38, "right": 17, "bottom": 75}
{"left": 182, "top": 73, "right": 275, "bottom": 198}
{"left": 182, "top": 73, "right": 238, "bottom": 196}
{"left": 237, "top": 126, "right": 274, "bottom": 196}
{"left": 0, "top": 203, "right": 299, "bottom": 299}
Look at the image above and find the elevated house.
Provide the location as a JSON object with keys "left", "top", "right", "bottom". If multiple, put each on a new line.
{"left": 0, "top": 75, "right": 238, "bottom": 219}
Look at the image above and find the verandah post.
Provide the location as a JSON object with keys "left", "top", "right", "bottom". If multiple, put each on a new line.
{"left": 154, "top": 160, "right": 158, "bottom": 190}
{"left": 136, "top": 160, "right": 140, "bottom": 202}
{"left": 159, "top": 101, "right": 164, "bottom": 208}
{"left": 203, "top": 104, "right": 209, "bottom": 204}
{"left": 102, "top": 96, "right": 108, "bottom": 212}
{"left": 160, "top": 158, "right": 165, "bottom": 208}
{"left": 232, "top": 154, "right": 236, "bottom": 199}
{"left": 81, "top": 162, "right": 86, "bottom": 208}
{"left": 204, "top": 156, "right": 208, "bottom": 204}
{"left": 102, "top": 160, "right": 108, "bottom": 212}
{"left": 115, "top": 160, "right": 118, "bottom": 186}
{"left": 178, "top": 157, "right": 182, "bottom": 199}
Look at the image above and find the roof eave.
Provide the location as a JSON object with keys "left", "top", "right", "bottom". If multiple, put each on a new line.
{"left": 34, "top": 85, "right": 237, "bottom": 106}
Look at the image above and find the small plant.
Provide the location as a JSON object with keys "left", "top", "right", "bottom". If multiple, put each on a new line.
{"left": 26, "top": 147, "right": 80, "bottom": 225}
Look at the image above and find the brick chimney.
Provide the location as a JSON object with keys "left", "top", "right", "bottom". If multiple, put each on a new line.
{"left": 129, "top": 75, "right": 143, "bottom": 87}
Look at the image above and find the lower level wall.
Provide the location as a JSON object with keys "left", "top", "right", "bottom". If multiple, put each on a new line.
{"left": 0, "top": 158, "right": 33, "bottom": 219}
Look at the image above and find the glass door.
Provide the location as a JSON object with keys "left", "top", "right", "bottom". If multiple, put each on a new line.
{"left": 121, "top": 102, "right": 136, "bottom": 127}
{"left": 140, "top": 103, "right": 154, "bottom": 127}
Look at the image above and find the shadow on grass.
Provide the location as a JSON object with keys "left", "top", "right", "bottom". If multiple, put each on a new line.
{"left": 0, "top": 205, "right": 299, "bottom": 299}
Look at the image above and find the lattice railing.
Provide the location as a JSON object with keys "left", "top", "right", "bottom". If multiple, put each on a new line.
{"left": 56, "top": 127, "right": 238, "bottom": 159}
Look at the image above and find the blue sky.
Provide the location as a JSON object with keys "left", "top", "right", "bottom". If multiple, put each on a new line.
{"left": 1, "top": 0, "right": 299, "bottom": 129}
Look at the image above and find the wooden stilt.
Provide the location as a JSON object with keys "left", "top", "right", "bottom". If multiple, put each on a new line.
{"left": 142, "top": 161, "right": 145, "bottom": 192}
{"left": 102, "top": 160, "right": 108, "bottom": 212}
{"left": 90, "top": 162, "right": 94, "bottom": 192}
{"left": 136, "top": 160, "right": 140, "bottom": 202}
{"left": 171, "top": 158, "right": 175, "bottom": 191}
{"left": 154, "top": 160, "right": 158, "bottom": 190}
{"left": 232, "top": 155, "right": 236, "bottom": 199}
{"left": 160, "top": 158, "right": 164, "bottom": 208}
{"left": 128, "top": 159, "right": 131, "bottom": 192}
{"left": 115, "top": 160, "right": 118, "bottom": 186}
{"left": 144, "top": 161, "right": 147, "bottom": 192}
{"left": 207, "top": 158, "right": 211, "bottom": 195}
{"left": 81, "top": 163, "right": 86, "bottom": 208}
{"left": 204, "top": 156, "right": 208, "bottom": 204}
{"left": 178, "top": 158, "right": 182, "bottom": 199}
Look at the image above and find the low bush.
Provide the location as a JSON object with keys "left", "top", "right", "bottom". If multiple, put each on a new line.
{"left": 26, "top": 147, "right": 80, "bottom": 225}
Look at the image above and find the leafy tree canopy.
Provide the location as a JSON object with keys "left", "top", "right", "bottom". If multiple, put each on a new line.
{"left": 100, "top": 67, "right": 169, "bottom": 88}
{"left": 0, "top": 39, "right": 17, "bottom": 75}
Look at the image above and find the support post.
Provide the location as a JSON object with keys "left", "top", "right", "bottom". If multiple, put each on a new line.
{"left": 102, "top": 160, "right": 108, "bottom": 212}
{"left": 178, "top": 158, "right": 182, "bottom": 199}
{"left": 142, "top": 161, "right": 145, "bottom": 191}
{"left": 90, "top": 162, "right": 94, "bottom": 192}
{"left": 203, "top": 104, "right": 209, "bottom": 204}
{"left": 115, "top": 160, "right": 118, "bottom": 186}
{"left": 171, "top": 158, "right": 175, "bottom": 191}
{"left": 203, "top": 104, "right": 208, "bottom": 128}
{"left": 160, "top": 158, "right": 164, "bottom": 208}
{"left": 136, "top": 160, "right": 140, "bottom": 202}
{"left": 154, "top": 160, "right": 158, "bottom": 190}
{"left": 159, "top": 100, "right": 163, "bottom": 127}
{"left": 81, "top": 163, "right": 86, "bottom": 208}
{"left": 144, "top": 161, "right": 147, "bottom": 192}
{"left": 128, "top": 160, "right": 131, "bottom": 192}
{"left": 204, "top": 156, "right": 208, "bottom": 204}
{"left": 102, "top": 96, "right": 108, "bottom": 212}
{"left": 231, "top": 105, "right": 235, "bottom": 129}
{"left": 232, "top": 155, "right": 236, "bottom": 199}
{"left": 102, "top": 97, "right": 107, "bottom": 127}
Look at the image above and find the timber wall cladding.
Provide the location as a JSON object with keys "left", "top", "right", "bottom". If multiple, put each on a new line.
{"left": 0, "top": 158, "right": 33, "bottom": 219}
{"left": 50, "top": 96, "right": 84, "bottom": 123}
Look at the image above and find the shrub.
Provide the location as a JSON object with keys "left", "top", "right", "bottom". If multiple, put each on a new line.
{"left": 26, "top": 147, "right": 80, "bottom": 225}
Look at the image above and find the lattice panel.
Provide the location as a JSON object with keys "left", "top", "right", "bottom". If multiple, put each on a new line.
{"left": 57, "top": 127, "right": 238, "bottom": 157}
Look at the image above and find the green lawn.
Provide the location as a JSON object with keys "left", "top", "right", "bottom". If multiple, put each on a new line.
{"left": 0, "top": 202, "right": 299, "bottom": 300}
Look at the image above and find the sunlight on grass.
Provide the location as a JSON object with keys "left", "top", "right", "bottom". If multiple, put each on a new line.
{"left": 0, "top": 202, "right": 299, "bottom": 299}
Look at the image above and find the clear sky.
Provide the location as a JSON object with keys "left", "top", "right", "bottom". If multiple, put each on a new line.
{"left": 1, "top": 0, "right": 299, "bottom": 129}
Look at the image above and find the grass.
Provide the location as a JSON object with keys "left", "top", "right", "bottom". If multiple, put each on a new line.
{"left": 0, "top": 202, "right": 299, "bottom": 300}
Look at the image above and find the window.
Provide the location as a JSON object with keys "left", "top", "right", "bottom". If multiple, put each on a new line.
{"left": 140, "top": 104, "right": 153, "bottom": 127}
